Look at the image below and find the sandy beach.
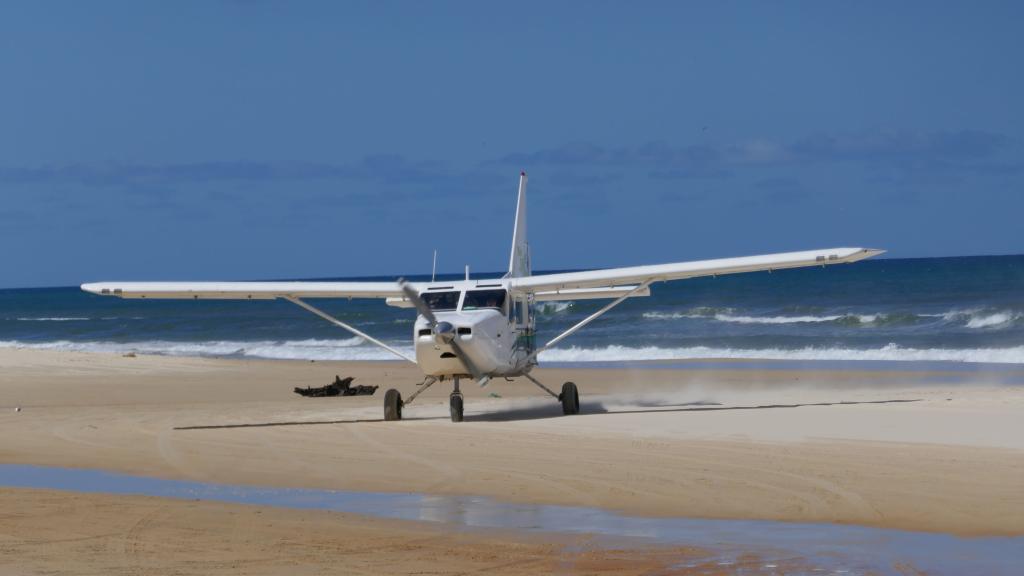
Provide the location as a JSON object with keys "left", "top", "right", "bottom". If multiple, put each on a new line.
{"left": 1, "top": 348, "right": 1023, "bottom": 572}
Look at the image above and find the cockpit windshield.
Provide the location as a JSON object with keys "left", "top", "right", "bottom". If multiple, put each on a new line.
{"left": 421, "top": 291, "right": 459, "bottom": 311}
{"left": 462, "top": 289, "right": 507, "bottom": 311}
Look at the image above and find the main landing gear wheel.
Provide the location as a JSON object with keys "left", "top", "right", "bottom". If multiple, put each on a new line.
{"left": 449, "top": 392, "right": 464, "bottom": 423}
{"left": 384, "top": 389, "right": 402, "bottom": 421}
{"left": 560, "top": 382, "right": 580, "bottom": 415}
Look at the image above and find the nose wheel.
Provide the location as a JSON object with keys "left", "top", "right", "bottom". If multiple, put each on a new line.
{"left": 449, "top": 392, "right": 464, "bottom": 422}
{"left": 449, "top": 377, "right": 464, "bottom": 422}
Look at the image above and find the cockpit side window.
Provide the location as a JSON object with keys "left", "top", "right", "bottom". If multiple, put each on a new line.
{"left": 421, "top": 291, "right": 460, "bottom": 311}
{"left": 462, "top": 289, "right": 507, "bottom": 311}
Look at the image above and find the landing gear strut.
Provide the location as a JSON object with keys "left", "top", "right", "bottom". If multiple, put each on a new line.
{"left": 383, "top": 376, "right": 438, "bottom": 421}
{"left": 385, "top": 375, "right": 579, "bottom": 422}
{"left": 524, "top": 373, "right": 581, "bottom": 416}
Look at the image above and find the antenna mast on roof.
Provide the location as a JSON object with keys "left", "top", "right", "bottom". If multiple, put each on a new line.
{"left": 431, "top": 249, "right": 437, "bottom": 282}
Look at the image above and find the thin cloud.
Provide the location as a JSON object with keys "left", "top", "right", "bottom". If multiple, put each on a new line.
{"left": 790, "top": 130, "right": 1011, "bottom": 163}
{"left": 497, "top": 129, "right": 1017, "bottom": 174}
{"left": 498, "top": 142, "right": 631, "bottom": 166}
{"left": 0, "top": 156, "right": 453, "bottom": 188}
{"left": 0, "top": 130, "right": 1016, "bottom": 193}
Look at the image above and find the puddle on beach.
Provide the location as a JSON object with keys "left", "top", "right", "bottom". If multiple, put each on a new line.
{"left": 2, "top": 464, "right": 1020, "bottom": 575}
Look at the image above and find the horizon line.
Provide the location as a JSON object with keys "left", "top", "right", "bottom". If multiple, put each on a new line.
{"left": 3, "top": 252, "right": 1023, "bottom": 292}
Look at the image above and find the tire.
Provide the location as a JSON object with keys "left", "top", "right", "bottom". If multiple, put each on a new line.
{"left": 560, "top": 382, "right": 579, "bottom": 415}
{"left": 384, "top": 389, "right": 402, "bottom": 421}
{"left": 449, "top": 393, "right": 464, "bottom": 423}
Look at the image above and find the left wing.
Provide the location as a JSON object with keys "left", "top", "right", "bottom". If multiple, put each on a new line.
{"left": 509, "top": 247, "right": 883, "bottom": 294}
{"left": 80, "top": 281, "right": 405, "bottom": 300}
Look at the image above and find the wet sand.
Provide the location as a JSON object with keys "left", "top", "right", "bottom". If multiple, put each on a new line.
{"left": 1, "top": 488, "right": 733, "bottom": 576}
{"left": 1, "top": 348, "right": 1023, "bottom": 572}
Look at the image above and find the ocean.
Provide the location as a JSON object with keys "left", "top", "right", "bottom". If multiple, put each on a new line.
{"left": 2, "top": 255, "right": 1024, "bottom": 365}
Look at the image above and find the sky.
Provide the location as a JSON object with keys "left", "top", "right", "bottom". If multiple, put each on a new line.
{"left": 1, "top": 1, "right": 1022, "bottom": 288}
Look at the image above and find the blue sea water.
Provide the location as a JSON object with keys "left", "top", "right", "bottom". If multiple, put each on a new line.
{"left": 2, "top": 255, "right": 1024, "bottom": 364}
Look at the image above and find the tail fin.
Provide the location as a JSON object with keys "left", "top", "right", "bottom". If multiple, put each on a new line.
{"left": 507, "top": 172, "right": 530, "bottom": 278}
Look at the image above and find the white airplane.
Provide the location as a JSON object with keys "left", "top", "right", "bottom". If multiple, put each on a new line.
{"left": 82, "top": 172, "right": 883, "bottom": 422}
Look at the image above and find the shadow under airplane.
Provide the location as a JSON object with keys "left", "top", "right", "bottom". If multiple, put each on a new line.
{"left": 175, "top": 398, "right": 921, "bottom": 429}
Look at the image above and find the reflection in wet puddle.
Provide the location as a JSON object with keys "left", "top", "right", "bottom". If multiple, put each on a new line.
{"left": 1, "top": 464, "right": 1020, "bottom": 575}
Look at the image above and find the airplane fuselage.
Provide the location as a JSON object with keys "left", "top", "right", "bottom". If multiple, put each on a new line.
{"left": 402, "top": 280, "right": 537, "bottom": 378}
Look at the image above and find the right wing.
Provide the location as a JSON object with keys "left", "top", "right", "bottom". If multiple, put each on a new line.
{"left": 509, "top": 247, "right": 884, "bottom": 294}
{"left": 80, "top": 281, "right": 405, "bottom": 300}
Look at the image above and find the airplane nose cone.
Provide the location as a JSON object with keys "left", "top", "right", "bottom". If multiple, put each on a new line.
{"left": 433, "top": 321, "right": 455, "bottom": 345}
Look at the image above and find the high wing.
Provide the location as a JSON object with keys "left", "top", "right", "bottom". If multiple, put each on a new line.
{"left": 509, "top": 247, "right": 884, "bottom": 294}
{"left": 80, "top": 281, "right": 405, "bottom": 300}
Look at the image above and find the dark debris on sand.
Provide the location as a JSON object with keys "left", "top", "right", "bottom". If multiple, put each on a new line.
{"left": 294, "top": 376, "right": 379, "bottom": 398}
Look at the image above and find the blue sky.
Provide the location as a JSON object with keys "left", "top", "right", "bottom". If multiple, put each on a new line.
{"left": 1, "top": 1, "right": 1022, "bottom": 288}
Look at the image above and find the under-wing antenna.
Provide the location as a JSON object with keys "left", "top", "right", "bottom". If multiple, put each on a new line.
{"left": 431, "top": 249, "right": 437, "bottom": 282}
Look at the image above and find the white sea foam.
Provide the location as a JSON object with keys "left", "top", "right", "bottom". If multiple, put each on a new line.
{"left": 3, "top": 339, "right": 1023, "bottom": 364}
{"left": 7, "top": 316, "right": 146, "bottom": 322}
{"left": 933, "top": 309, "right": 1021, "bottom": 329}
{"left": 643, "top": 308, "right": 1024, "bottom": 329}
{"left": 538, "top": 343, "right": 1024, "bottom": 364}
{"left": 642, "top": 311, "right": 697, "bottom": 320}
{"left": 643, "top": 308, "right": 733, "bottom": 320}
{"left": 537, "top": 301, "right": 572, "bottom": 314}
{"left": 714, "top": 314, "right": 844, "bottom": 324}
{"left": 646, "top": 311, "right": 877, "bottom": 324}
{"left": 12, "top": 317, "right": 91, "bottom": 322}
{"left": 0, "top": 337, "right": 396, "bottom": 361}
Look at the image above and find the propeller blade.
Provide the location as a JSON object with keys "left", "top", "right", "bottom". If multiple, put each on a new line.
{"left": 398, "top": 278, "right": 436, "bottom": 326}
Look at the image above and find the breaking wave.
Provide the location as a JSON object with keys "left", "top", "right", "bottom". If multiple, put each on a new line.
{"left": 644, "top": 310, "right": 899, "bottom": 325}
{"left": 539, "top": 344, "right": 1024, "bottom": 364}
{"left": 642, "top": 307, "right": 733, "bottom": 320}
{"left": 715, "top": 313, "right": 844, "bottom": 324}
{"left": 537, "top": 301, "right": 573, "bottom": 315}
{"left": 5, "top": 316, "right": 146, "bottom": 322}
{"left": 642, "top": 308, "right": 1024, "bottom": 329}
{"left": 11, "top": 317, "right": 91, "bottom": 322}
{"left": 942, "top": 310, "right": 1022, "bottom": 329}
{"left": 3, "top": 339, "right": 1024, "bottom": 364}
{"left": 0, "top": 337, "right": 399, "bottom": 361}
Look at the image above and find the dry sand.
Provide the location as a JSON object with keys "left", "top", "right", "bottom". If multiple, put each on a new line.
{"left": 1, "top": 348, "right": 1023, "bottom": 572}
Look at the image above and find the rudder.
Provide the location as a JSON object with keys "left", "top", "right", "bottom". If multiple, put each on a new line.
{"left": 508, "top": 172, "right": 530, "bottom": 278}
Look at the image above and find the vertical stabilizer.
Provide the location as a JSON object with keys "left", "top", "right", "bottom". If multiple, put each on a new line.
{"left": 507, "top": 172, "right": 530, "bottom": 278}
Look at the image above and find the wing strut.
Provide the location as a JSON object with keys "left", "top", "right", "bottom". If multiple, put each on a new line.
{"left": 525, "top": 280, "right": 653, "bottom": 364}
{"left": 284, "top": 296, "right": 417, "bottom": 364}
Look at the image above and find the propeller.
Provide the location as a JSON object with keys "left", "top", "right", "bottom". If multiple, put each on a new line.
{"left": 398, "top": 279, "right": 489, "bottom": 386}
